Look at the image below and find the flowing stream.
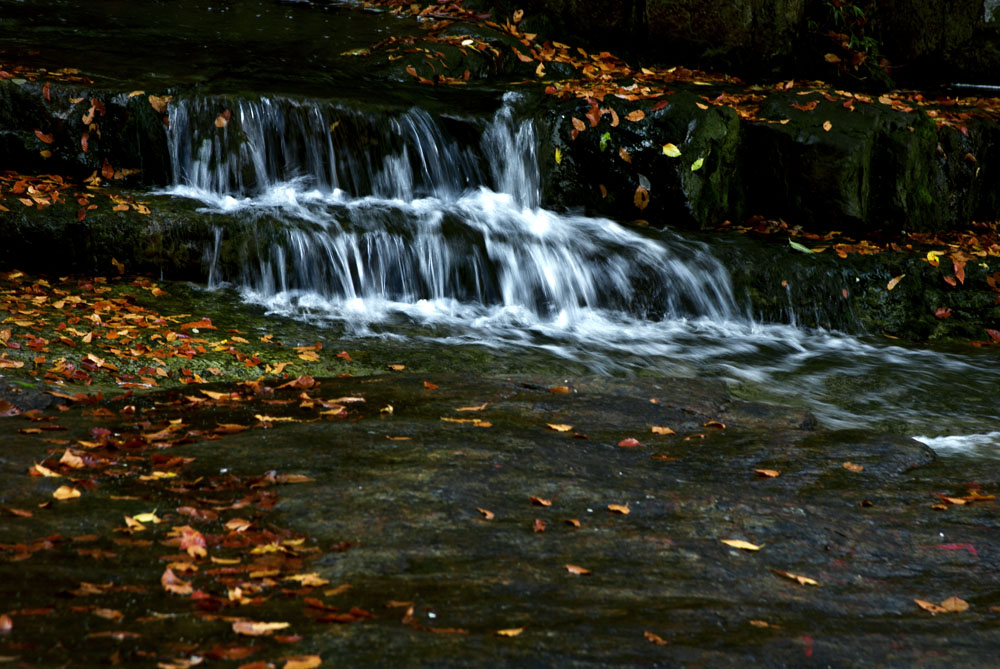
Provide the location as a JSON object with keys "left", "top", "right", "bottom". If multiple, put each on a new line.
{"left": 161, "top": 92, "right": 1000, "bottom": 456}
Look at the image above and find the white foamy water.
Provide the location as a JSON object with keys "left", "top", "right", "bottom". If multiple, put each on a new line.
{"left": 162, "top": 93, "right": 1000, "bottom": 456}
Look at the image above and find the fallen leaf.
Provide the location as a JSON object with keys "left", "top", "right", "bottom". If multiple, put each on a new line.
{"left": 387, "top": 364, "right": 405, "bottom": 371}
{"left": 161, "top": 568, "right": 193, "bottom": 595}
{"left": 618, "top": 437, "right": 641, "bottom": 447}
{"left": 530, "top": 496, "right": 552, "bottom": 507}
{"left": 532, "top": 518, "right": 547, "bottom": 533}
{"left": 722, "top": 539, "right": 761, "bottom": 551}
{"left": 546, "top": 423, "right": 573, "bottom": 432}
{"left": 644, "top": 630, "right": 668, "bottom": 645}
{"left": 935, "top": 307, "right": 952, "bottom": 319}
{"left": 608, "top": 503, "right": 630, "bottom": 515}
{"left": 0, "top": 614, "right": 11, "bottom": 633}
{"left": 149, "top": 95, "right": 171, "bottom": 113}
{"left": 823, "top": 120, "right": 833, "bottom": 132}
{"left": 496, "top": 627, "right": 523, "bottom": 637}
{"left": 548, "top": 385, "right": 571, "bottom": 394}
{"left": 29, "top": 463, "right": 60, "bottom": 477}
{"left": 565, "top": 518, "right": 581, "bottom": 528}
{"left": 619, "top": 147, "right": 631, "bottom": 163}
{"left": 703, "top": 420, "right": 725, "bottom": 430}
{"left": 53, "top": 485, "right": 81, "bottom": 500}
{"left": 662, "top": 143, "right": 681, "bottom": 157}
{"left": 456, "top": 402, "right": 488, "bottom": 411}
{"left": 423, "top": 381, "right": 438, "bottom": 390}
{"left": 34, "top": 129, "right": 53, "bottom": 144}
{"left": 571, "top": 117, "right": 586, "bottom": 132}
{"left": 940, "top": 596, "right": 970, "bottom": 613}
{"left": 565, "top": 564, "right": 591, "bottom": 575}
{"left": 914, "top": 599, "right": 947, "bottom": 614}
{"left": 651, "top": 426, "right": 675, "bottom": 435}
{"left": 754, "top": 469, "right": 780, "bottom": 478}
{"left": 842, "top": 461, "right": 864, "bottom": 473}
{"left": 887, "top": 274, "right": 905, "bottom": 291}
{"left": 476, "top": 507, "right": 494, "bottom": 520}
{"left": 625, "top": 110, "right": 645, "bottom": 122}
{"left": 690, "top": 156, "right": 705, "bottom": 171}
{"left": 633, "top": 185, "right": 649, "bottom": 210}
{"left": 233, "top": 621, "right": 290, "bottom": 636}
{"left": 772, "top": 569, "right": 818, "bottom": 586}
{"left": 283, "top": 656, "right": 322, "bottom": 669}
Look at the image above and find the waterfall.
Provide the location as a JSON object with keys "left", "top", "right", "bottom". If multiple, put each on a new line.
{"left": 165, "top": 93, "right": 738, "bottom": 323}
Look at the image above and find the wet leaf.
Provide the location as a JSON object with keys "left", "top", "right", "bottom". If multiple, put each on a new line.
{"left": 625, "top": 110, "right": 645, "bottom": 122}
{"left": 662, "top": 143, "right": 681, "bottom": 157}
{"left": 822, "top": 120, "right": 833, "bottom": 132}
{"left": 387, "top": 364, "right": 405, "bottom": 371}
{"left": 53, "top": 485, "right": 81, "bottom": 500}
{"left": 914, "top": 599, "right": 947, "bottom": 614}
{"left": 943, "top": 275, "right": 957, "bottom": 287}
{"left": 633, "top": 185, "right": 649, "bottom": 210}
{"left": 571, "top": 117, "right": 586, "bottom": 132}
{"left": 565, "top": 564, "right": 591, "bottom": 575}
{"left": 599, "top": 131, "right": 611, "bottom": 151}
{"left": 423, "top": 381, "right": 438, "bottom": 390}
{"left": 644, "top": 630, "right": 668, "bottom": 645}
{"left": 496, "top": 627, "right": 523, "bottom": 637}
{"left": 285, "top": 573, "right": 330, "bottom": 587}
{"left": 953, "top": 260, "right": 966, "bottom": 284}
{"left": 29, "top": 463, "right": 60, "bottom": 477}
{"left": 0, "top": 401, "right": 21, "bottom": 418}
{"left": 530, "top": 496, "right": 553, "bottom": 507}
{"left": 476, "top": 507, "right": 494, "bottom": 520}
{"left": 532, "top": 518, "right": 547, "bottom": 533}
{"left": 554, "top": 148, "right": 562, "bottom": 164}
{"left": 703, "top": 420, "right": 725, "bottom": 430}
{"left": 283, "top": 656, "right": 322, "bottom": 669}
{"left": 690, "top": 156, "right": 704, "bottom": 171}
{"left": 34, "top": 129, "right": 53, "bottom": 144}
{"left": 754, "top": 469, "right": 780, "bottom": 478}
{"left": 546, "top": 423, "right": 573, "bottom": 432}
{"left": 789, "top": 239, "right": 815, "bottom": 254}
{"left": 535, "top": 62, "right": 545, "bottom": 77}
{"left": 565, "top": 518, "right": 581, "bottom": 528}
{"left": 772, "top": 569, "right": 818, "bottom": 586}
{"left": 298, "top": 350, "right": 320, "bottom": 362}
{"left": 935, "top": 307, "right": 952, "bottom": 319}
{"left": 133, "top": 511, "right": 161, "bottom": 524}
{"left": 941, "top": 596, "right": 970, "bottom": 612}
{"left": 926, "top": 250, "right": 942, "bottom": 267}
{"left": 722, "top": 539, "right": 761, "bottom": 551}
{"left": 887, "top": 274, "right": 905, "bottom": 291}
{"left": 161, "top": 568, "right": 193, "bottom": 595}
{"left": 842, "top": 461, "right": 863, "bottom": 473}
{"left": 233, "top": 620, "right": 291, "bottom": 636}
{"left": 618, "top": 437, "right": 641, "bottom": 447}
{"left": 651, "top": 425, "right": 675, "bottom": 435}
{"left": 548, "top": 385, "right": 571, "bottom": 394}
{"left": 608, "top": 503, "right": 630, "bottom": 515}
{"left": 456, "top": 402, "right": 488, "bottom": 411}
{"left": 619, "top": 147, "right": 631, "bottom": 163}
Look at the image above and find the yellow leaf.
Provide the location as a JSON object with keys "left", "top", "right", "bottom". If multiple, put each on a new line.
{"left": 662, "top": 143, "right": 681, "bottom": 158}
{"left": 926, "top": 250, "right": 943, "bottom": 267}
{"left": 285, "top": 573, "right": 330, "bottom": 587}
{"left": 284, "top": 656, "right": 323, "bottom": 669}
{"left": 546, "top": 423, "right": 573, "bottom": 432}
{"left": 651, "top": 425, "right": 675, "bottom": 435}
{"left": 232, "top": 620, "right": 290, "bottom": 636}
{"left": 456, "top": 402, "right": 488, "bottom": 411}
{"left": 132, "top": 511, "right": 161, "bottom": 524}
{"left": 822, "top": 120, "right": 833, "bottom": 132}
{"left": 721, "top": 539, "right": 761, "bottom": 551}
{"left": 565, "top": 564, "right": 591, "bottom": 575}
{"left": 824, "top": 53, "right": 841, "bottom": 63}
{"left": 772, "top": 569, "right": 818, "bottom": 586}
{"left": 940, "top": 596, "right": 969, "bottom": 612}
{"left": 496, "top": 627, "right": 523, "bottom": 637}
{"left": 387, "top": 364, "right": 405, "bottom": 371}
{"left": 754, "top": 469, "right": 780, "bottom": 478}
{"left": 298, "top": 350, "right": 320, "bottom": 362}
{"left": 30, "top": 463, "right": 61, "bottom": 477}
{"left": 887, "top": 274, "right": 905, "bottom": 291}
{"left": 608, "top": 503, "right": 630, "bottom": 515}
{"left": 555, "top": 148, "right": 562, "bottom": 164}
{"left": 53, "top": 485, "right": 81, "bottom": 500}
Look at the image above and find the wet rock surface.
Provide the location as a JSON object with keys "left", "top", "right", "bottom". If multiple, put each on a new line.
{"left": 0, "top": 371, "right": 997, "bottom": 665}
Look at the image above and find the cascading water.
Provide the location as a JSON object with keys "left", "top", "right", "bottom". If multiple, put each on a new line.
{"left": 164, "top": 92, "right": 1000, "bottom": 457}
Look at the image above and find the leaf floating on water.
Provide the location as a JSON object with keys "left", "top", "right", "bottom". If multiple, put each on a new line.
{"left": 644, "top": 630, "right": 669, "bottom": 645}
{"left": 625, "top": 109, "right": 645, "bottom": 122}
{"left": 548, "top": 385, "right": 571, "bottom": 394}
{"left": 722, "top": 539, "right": 762, "bottom": 551}
{"left": 618, "top": 437, "right": 641, "bottom": 447}
{"left": 387, "top": 364, "right": 405, "bottom": 371}
{"left": 53, "top": 485, "right": 81, "bottom": 500}
{"left": 755, "top": 469, "right": 780, "bottom": 478}
{"left": 456, "top": 402, "right": 487, "bottom": 411}
{"left": 547, "top": 423, "right": 573, "bottom": 432}
{"left": 619, "top": 147, "right": 632, "bottom": 163}
{"left": 935, "top": 307, "right": 952, "bottom": 319}
{"left": 651, "top": 426, "right": 675, "bottom": 435}
{"left": 565, "top": 564, "right": 591, "bottom": 575}
{"left": 565, "top": 518, "right": 581, "bottom": 528}
{"left": 941, "top": 596, "right": 970, "bottom": 612}
{"left": 608, "top": 503, "right": 630, "bottom": 515}
{"left": 161, "top": 567, "right": 193, "bottom": 595}
{"left": 423, "top": 381, "right": 438, "bottom": 390}
{"left": 496, "top": 627, "right": 524, "bottom": 637}
{"left": 34, "top": 129, "right": 53, "bottom": 144}
{"left": 842, "top": 461, "right": 864, "bottom": 473}
{"left": 823, "top": 120, "right": 833, "bottom": 132}
{"left": 772, "top": 569, "right": 818, "bottom": 586}
{"left": 532, "top": 518, "right": 547, "bottom": 533}
{"left": 476, "top": 507, "right": 495, "bottom": 520}
{"left": 283, "top": 656, "right": 322, "bottom": 669}
{"left": 703, "top": 420, "right": 725, "bottom": 430}
{"left": 530, "top": 496, "right": 553, "bottom": 507}
{"left": 29, "top": 463, "right": 61, "bottom": 477}
{"left": 926, "top": 250, "right": 942, "bottom": 267}
{"left": 690, "top": 156, "right": 705, "bottom": 171}
{"left": 148, "top": 95, "right": 171, "bottom": 113}
{"left": 788, "top": 239, "right": 815, "bottom": 254}
{"left": 662, "top": 143, "right": 681, "bottom": 157}
{"left": 232, "top": 620, "right": 291, "bottom": 636}
{"left": 887, "top": 274, "right": 905, "bottom": 291}
{"left": 599, "top": 131, "right": 611, "bottom": 151}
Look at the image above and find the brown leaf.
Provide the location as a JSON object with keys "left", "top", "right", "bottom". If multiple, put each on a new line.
{"left": 651, "top": 425, "right": 675, "bottom": 435}
{"left": 161, "top": 568, "right": 193, "bottom": 595}
{"left": 532, "top": 518, "right": 547, "bottom": 533}
{"left": 842, "top": 461, "right": 864, "bottom": 473}
{"left": 548, "top": 385, "right": 571, "bottom": 394}
{"left": 940, "top": 596, "right": 969, "bottom": 613}
{"left": 571, "top": 117, "right": 586, "bottom": 132}
{"left": 564, "top": 518, "right": 581, "bottom": 528}
{"left": 149, "top": 95, "right": 171, "bottom": 113}
{"left": 283, "top": 656, "right": 322, "bottom": 669}
{"left": 887, "top": 274, "right": 905, "bottom": 291}
{"left": 608, "top": 503, "right": 630, "bottom": 515}
{"left": 476, "top": 507, "right": 495, "bottom": 520}
{"left": 619, "top": 147, "right": 631, "bottom": 163}
{"left": 565, "top": 564, "right": 591, "bottom": 575}
{"left": 633, "top": 185, "right": 648, "bottom": 210}
{"left": 456, "top": 402, "right": 487, "bottom": 411}
{"left": 530, "top": 496, "right": 552, "bottom": 507}
{"left": 822, "top": 120, "right": 833, "bottom": 132}
{"left": 754, "top": 469, "right": 780, "bottom": 478}
{"left": 914, "top": 599, "right": 947, "bottom": 614}
{"left": 625, "top": 110, "right": 645, "bottom": 122}
{"left": 59, "top": 449, "right": 85, "bottom": 469}
{"left": 0, "top": 614, "right": 11, "bottom": 633}
{"left": 644, "top": 630, "right": 668, "bottom": 645}
{"left": 423, "top": 381, "right": 438, "bottom": 390}
{"left": 703, "top": 420, "right": 725, "bottom": 430}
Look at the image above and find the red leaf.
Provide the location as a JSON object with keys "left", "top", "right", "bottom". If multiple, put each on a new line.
{"left": 101, "top": 159, "right": 114, "bottom": 180}
{"left": 935, "top": 307, "right": 952, "bottom": 319}
{"left": 34, "top": 129, "right": 53, "bottom": 144}
{"left": 617, "top": 437, "right": 641, "bottom": 447}
{"left": 986, "top": 329, "right": 1000, "bottom": 343}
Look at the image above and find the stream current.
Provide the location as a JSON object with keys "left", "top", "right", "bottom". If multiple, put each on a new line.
{"left": 160, "top": 92, "right": 1000, "bottom": 457}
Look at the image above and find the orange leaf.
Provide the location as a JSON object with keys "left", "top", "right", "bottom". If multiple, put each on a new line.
{"left": 651, "top": 425, "right": 675, "bottom": 435}
{"left": 564, "top": 518, "right": 581, "bottom": 528}
{"left": 548, "top": 385, "right": 571, "bottom": 394}
{"left": 571, "top": 117, "right": 586, "bottom": 132}
{"left": 617, "top": 437, "right": 640, "bottom": 447}
{"left": 232, "top": 620, "right": 290, "bottom": 636}
{"left": 755, "top": 469, "right": 780, "bottom": 478}
{"left": 619, "top": 147, "right": 631, "bottom": 163}
{"left": 496, "top": 627, "right": 523, "bottom": 637}
{"left": 942, "top": 275, "right": 957, "bottom": 287}
{"left": 644, "top": 630, "right": 668, "bottom": 645}
{"left": 476, "top": 507, "right": 495, "bottom": 520}
{"left": 0, "top": 614, "right": 11, "bottom": 632}
{"left": 608, "top": 503, "right": 630, "bottom": 515}
{"left": 935, "top": 307, "right": 952, "bottom": 319}
{"left": 161, "top": 567, "right": 193, "bottom": 595}
{"left": 822, "top": 120, "right": 833, "bottom": 132}
{"left": 565, "top": 564, "right": 591, "bottom": 575}
{"left": 914, "top": 599, "right": 947, "bottom": 614}
{"left": 283, "top": 656, "right": 322, "bottom": 669}
{"left": 532, "top": 518, "right": 547, "bottom": 533}
{"left": 423, "top": 381, "right": 438, "bottom": 390}
{"left": 886, "top": 274, "right": 904, "bottom": 291}
{"left": 633, "top": 185, "right": 649, "bottom": 210}
{"left": 530, "top": 496, "right": 552, "bottom": 507}
{"left": 941, "top": 596, "right": 969, "bottom": 612}
{"left": 34, "top": 129, "right": 54, "bottom": 144}
{"left": 456, "top": 402, "right": 487, "bottom": 411}
{"left": 625, "top": 110, "right": 645, "bottom": 122}
{"left": 842, "top": 461, "right": 863, "bottom": 473}
{"left": 953, "top": 260, "right": 966, "bottom": 284}
{"left": 53, "top": 485, "right": 81, "bottom": 500}
{"left": 546, "top": 423, "right": 572, "bottom": 432}
{"left": 703, "top": 420, "right": 725, "bottom": 430}
{"left": 101, "top": 159, "right": 114, "bottom": 180}
{"left": 387, "top": 363, "right": 405, "bottom": 371}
